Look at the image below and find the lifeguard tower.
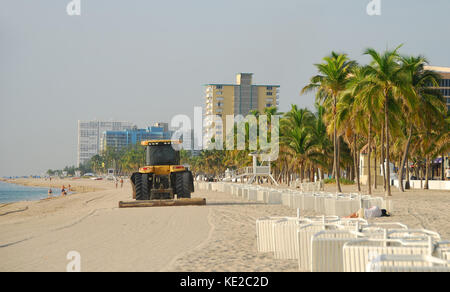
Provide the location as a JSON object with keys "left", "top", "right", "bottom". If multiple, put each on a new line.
{"left": 226, "top": 151, "right": 278, "bottom": 185}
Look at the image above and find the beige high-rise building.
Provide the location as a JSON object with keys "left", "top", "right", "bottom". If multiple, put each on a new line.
{"left": 424, "top": 66, "right": 450, "bottom": 112}
{"left": 203, "top": 73, "right": 280, "bottom": 143}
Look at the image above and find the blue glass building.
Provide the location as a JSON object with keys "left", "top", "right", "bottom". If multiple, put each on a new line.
{"left": 101, "top": 126, "right": 173, "bottom": 152}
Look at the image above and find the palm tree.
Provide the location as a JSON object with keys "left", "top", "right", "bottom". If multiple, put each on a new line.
{"left": 363, "top": 46, "right": 415, "bottom": 196}
{"left": 349, "top": 65, "right": 384, "bottom": 194}
{"left": 280, "top": 105, "right": 316, "bottom": 182}
{"left": 310, "top": 103, "right": 333, "bottom": 181}
{"left": 397, "top": 56, "right": 445, "bottom": 191}
{"left": 302, "top": 52, "right": 356, "bottom": 192}
{"left": 90, "top": 154, "right": 104, "bottom": 174}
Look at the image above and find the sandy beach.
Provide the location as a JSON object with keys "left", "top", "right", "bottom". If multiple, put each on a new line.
{"left": 0, "top": 178, "right": 449, "bottom": 272}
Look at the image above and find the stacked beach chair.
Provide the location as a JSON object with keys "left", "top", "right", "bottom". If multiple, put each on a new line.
{"left": 256, "top": 214, "right": 450, "bottom": 272}
{"left": 197, "top": 181, "right": 391, "bottom": 217}
{"left": 196, "top": 181, "right": 449, "bottom": 272}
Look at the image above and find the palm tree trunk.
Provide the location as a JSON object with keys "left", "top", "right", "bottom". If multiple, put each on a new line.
{"left": 337, "top": 136, "right": 342, "bottom": 192}
{"left": 405, "top": 157, "right": 410, "bottom": 189}
{"left": 353, "top": 135, "right": 361, "bottom": 192}
{"left": 334, "top": 96, "right": 342, "bottom": 193}
{"left": 420, "top": 166, "right": 423, "bottom": 189}
{"left": 399, "top": 126, "right": 413, "bottom": 192}
{"left": 373, "top": 145, "right": 377, "bottom": 189}
{"left": 299, "top": 163, "right": 303, "bottom": 183}
{"left": 381, "top": 124, "right": 386, "bottom": 191}
{"left": 425, "top": 157, "right": 430, "bottom": 189}
{"left": 385, "top": 97, "right": 392, "bottom": 196}
{"left": 367, "top": 114, "right": 372, "bottom": 195}
{"left": 357, "top": 148, "right": 361, "bottom": 192}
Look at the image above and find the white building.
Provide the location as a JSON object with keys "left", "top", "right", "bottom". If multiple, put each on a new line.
{"left": 77, "top": 120, "right": 135, "bottom": 166}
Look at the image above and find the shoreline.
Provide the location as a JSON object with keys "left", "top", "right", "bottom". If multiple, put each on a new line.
{"left": 3, "top": 178, "right": 103, "bottom": 193}
{"left": 0, "top": 178, "right": 105, "bottom": 206}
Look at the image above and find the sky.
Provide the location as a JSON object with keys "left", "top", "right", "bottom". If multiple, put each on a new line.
{"left": 1, "top": 0, "right": 449, "bottom": 176}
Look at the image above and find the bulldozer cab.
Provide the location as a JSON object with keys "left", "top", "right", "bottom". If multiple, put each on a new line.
{"left": 144, "top": 140, "right": 181, "bottom": 166}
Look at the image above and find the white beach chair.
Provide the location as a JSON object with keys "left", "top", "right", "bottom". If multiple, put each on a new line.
{"left": 297, "top": 223, "right": 352, "bottom": 271}
{"left": 267, "top": 190, "right": 282, "bottom": 204}
{"left": 256, "top": 189, "right": 268, "bottom": 203}
{"left": 360, "top": 222, "right": 409, "bottom": 231}
{"left": 248, "top": 188, "right": 258, "bottom": 201}
{"left": 367, "top": 254, "right": 450, "bottom": 272}
{"left": 302, "top": 193, "right": 315, "bottom": 211}
{"left": 281, "top": 192, "right": 292, "bottom": 207}
{"left": 291, "top": 193, "right": 303, "bottom": 210}
{"left": 386, "top": 229, "right": 441, "bottom": 242}
{"left": 256, "top": 217, "right": 289, "bottom": 253}
{"left": 311, "top": 228, "right": 386, "bottom": 272}
{"left": 342, "top": 238, "right": 434, "bottom": 272}
{"left": 272, "top": 218, "right": 311, "bottom": 260}
{"left": 314, "top": 193, "right": 334, "bottom": 214}
{"left": 434, "top": 241, "right": 450, "bottom": 261}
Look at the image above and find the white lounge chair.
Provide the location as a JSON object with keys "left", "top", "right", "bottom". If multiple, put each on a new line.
{"left": 311, "top": 229, "right": 386, "bottom": 272}
{"left": 367, "top": 254, "right": 450, "bottom": 272}
{"left": 343, "top": 238, "right": 435, "bottom": 272}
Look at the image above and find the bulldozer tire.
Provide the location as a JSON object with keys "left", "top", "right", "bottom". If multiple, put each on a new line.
{"left": 135, "top": 173, "right": 150, "bottom": 201}
{"left": 176, "top": 172, "right": 192, "bottom": 199}
{"left": 131, "top": 172, "right": 138, "bottom": 199}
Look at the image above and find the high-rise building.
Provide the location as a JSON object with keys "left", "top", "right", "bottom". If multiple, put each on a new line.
{"left": 77, "top": 120, "right": 135, "bottom": 166}
{"left": 424, "top": 66, "right": 450, "bottom": 111}
{"left": 203, "top": 73, "right": 280, "bottom": 143}
{"left": 100, "top": 125, "right": 173, "bottom": 153}
{"left": 153, "top": 122, "right": 169, "bottom": 133}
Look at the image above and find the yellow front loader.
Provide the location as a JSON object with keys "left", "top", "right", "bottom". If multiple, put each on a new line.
{"left": 119, "top": 140, "right": 205, "bottom": 208}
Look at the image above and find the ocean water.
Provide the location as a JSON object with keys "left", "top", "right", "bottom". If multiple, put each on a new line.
{"left": 0, "top": 181, "right": 60, "bottom": 203}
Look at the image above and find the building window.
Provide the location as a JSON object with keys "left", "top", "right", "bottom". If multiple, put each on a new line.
{"left": 216, "top": 85, "right": 223, "bottom": 89}
{"left": 267, "top": 86, "right": 273, "bottom": 90}
{"left": 266, "top": 92, "right": 273, "bottom": 96}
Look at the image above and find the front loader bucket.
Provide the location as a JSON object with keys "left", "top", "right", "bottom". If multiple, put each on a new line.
{"left": 118, "top": 198, "right": 206, "bottom": 208}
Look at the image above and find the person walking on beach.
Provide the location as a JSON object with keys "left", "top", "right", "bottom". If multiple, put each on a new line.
{"left": 120, "top": 178, "right": 124, "bottom": 188}
{"left": 115, "top": 179, "right": 118, "bottom": 189}
{"left": 48, "top": 188, "right": 53, "bottom": 198}
{"left": 61, "top": 185, "right": 66, "bottom": 197}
